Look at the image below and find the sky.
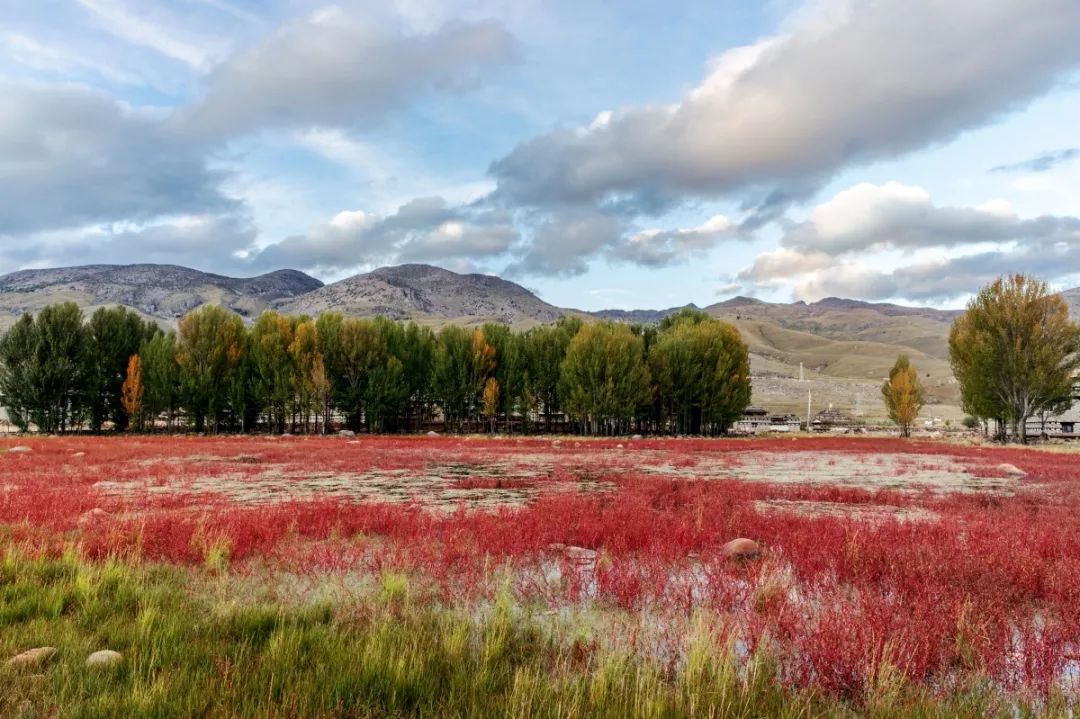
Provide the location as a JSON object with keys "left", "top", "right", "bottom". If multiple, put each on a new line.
{"left": 1, "top": 0, "right": 1079, "bottom": 311}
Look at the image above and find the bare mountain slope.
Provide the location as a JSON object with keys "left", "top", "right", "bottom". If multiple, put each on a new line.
{"left": 0, "top": 264, "right": 323, "bottom": 327}
{"left": 275, "top": 264, "right": 564, "bottom": 327}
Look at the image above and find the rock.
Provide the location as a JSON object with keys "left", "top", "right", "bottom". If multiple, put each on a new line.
{"left": 86, "top": 650, "right": 123, "bottom": 668}
{"left": 551, "top": 440, "right": 562, "bottom": 447}
{"left": 338, "top": 430, "right": 356, "bottom": 437}
{"left": 616, "top": 444, "right": 624, "bottom": 449}
{"left": 7, "top": 446, "right": 32, "bottom": 453}
{"left": 631, "top": 434, "right": 643, "bottom": 440}
{"left": 78, "top": 508, "right": 111, "bottom": 526}
{"left": 72, "top": 451, "right": 85, "bottom": 457}
{"left": 281, "top": 433, "right": 294, "bottom": 438}
{"left": 722, "top": 538, "right": 761, "bottom": 561}
{"left": 427, "top": 431, "right": 440, "bottom": 437}
{"left": 6, "top": 647, "right": 56, "bottom": 669}
{"left": 997, "top": 463, "right": 1026, "bottom": 477}
{"left": 562, "top": 545, "right": 598, "bottom": 562}
{"left": 347, "top": 440, "right": 360, "bottom": 445}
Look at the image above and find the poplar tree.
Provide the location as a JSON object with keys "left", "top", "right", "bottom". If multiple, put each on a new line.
{"left": 881, "top": 354, "right": 924, "bottom": 438}
{"left": 949, "top": 274, "right": 1080, "bottom": 443}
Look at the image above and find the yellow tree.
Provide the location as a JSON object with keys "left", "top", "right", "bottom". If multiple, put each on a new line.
{"left": 482, "top": 377, "right": 500, "bottom": 433}
{"left": 469, "top": 328, "right": 496, "bottom": 427}
{"left": 882, "top": 354, "right": 924, "bottom": 437}
{"left": 120, "top": 354, "right": 144, "bottom": 431}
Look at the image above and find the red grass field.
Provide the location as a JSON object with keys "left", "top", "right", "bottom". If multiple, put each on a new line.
{"left": 2, "top": 435, "right": 1079, "bottom": 702}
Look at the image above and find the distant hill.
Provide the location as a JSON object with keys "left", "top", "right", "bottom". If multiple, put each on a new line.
{"left": 591, "top": 304, "right": 702, "bottom": 324}
{"left": 0, "top": 264, "right": 322, "bottom": 327}
{"left": 274, "top": 264, "right": 563, "bottom": 327}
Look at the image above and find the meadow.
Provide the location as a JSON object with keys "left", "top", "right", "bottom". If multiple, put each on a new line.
{"left": 1, "top": 434, "right": 1078, "bottom": 717}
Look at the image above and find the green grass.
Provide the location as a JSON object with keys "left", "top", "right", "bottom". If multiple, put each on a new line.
{"left": 0, "top": 552, "right": 1068, "bottom": 718}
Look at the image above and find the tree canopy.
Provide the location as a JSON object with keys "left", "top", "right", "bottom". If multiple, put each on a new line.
{"left": 949, "top": 274, "right": 1080, "bottom": 443}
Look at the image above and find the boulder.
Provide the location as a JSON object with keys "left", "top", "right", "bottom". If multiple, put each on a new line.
{"left": 86, "top": 650, "right": 123, "bottom": 668}
{"left": 78, "top": 508, "right": 111, "bottom": 526}
{"left": 6, "top": 647, "right": 56, "bottom": 669}
{"left": 427, "top": 431, "right": 440, "bottom": 437}
{"left": 615, "top": 444, "right": 624, "bottom": 449}
{"left": 7, "top": 446, "right": 32, "bottom": 454}
{"left": 722, "top": 538, "right": 761, "bottom": 561}
{"left": 547, "top": 542, "right": 599, "bottom": 561}
{"left": 338, "top": 429, "right": 356, "bottom": 437}
{"left": 631, "top": 434, "right": 644, "bottom": 440}
{"left": 997, "top": 463, "right": 1026, "bottom": 477}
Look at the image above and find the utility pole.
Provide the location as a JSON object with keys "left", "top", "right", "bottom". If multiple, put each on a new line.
{"left": 805, "top": 390, "right": 812, "bottom": 432}
{"left": 799, "top": 362, "right": 804, "bottom": 382}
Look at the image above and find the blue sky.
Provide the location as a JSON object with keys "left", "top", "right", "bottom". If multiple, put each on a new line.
{"left": 1, "top": 0, "right": 1079, "bottom": 311}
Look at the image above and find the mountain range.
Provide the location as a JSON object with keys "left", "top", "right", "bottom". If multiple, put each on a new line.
{"left": 3, "top": 262, "right": 1078, "bottom": 420}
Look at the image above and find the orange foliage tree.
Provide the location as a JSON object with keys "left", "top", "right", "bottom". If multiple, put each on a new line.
{"left": 121, "top": 354, "right": 144, "bottom": 430}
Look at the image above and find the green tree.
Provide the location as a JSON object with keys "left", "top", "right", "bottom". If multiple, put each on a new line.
{"left": 559, "top": 322, "right": 651, "bottom": 435}
{"left": 882, "top": 354, "right": 924, "bottom": 438}
{"left": 85, "top": 306, "right": 157, "bottom": 432}
{"left": 433, "top": 325, "right": 473, "bottom": 431}
{"left": 140, "top": 331, "right": 180, "bottom": 431}
{"left": 290, "top": 318, "right": 321, "bottom": 433}
{"left": 483, "top": 323, "right": 527, "bottom": 433}
{"left": 0, "top": 314, "right": 41, "bottom": 432}
{"left": 649, "top": 316, "right": 751, "bottom": 435}
{"left": 250, "top": 311, "right": 297, "bottom": 433}
{"left": 524, "top": 317, "right": 581, "bottom": 431}
{"left": 949, "top": 274, "right": 1080, "bottom": 444}
{"left": 176, "top": 305, "right": 247, "bottom": 433}
{"left": 399, "top": 323, "right": 437, "bottom": 431}
{"left": 0, "top": 303, "right": 92, "bottom": 433}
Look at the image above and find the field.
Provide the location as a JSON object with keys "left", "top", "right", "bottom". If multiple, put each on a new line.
{"left": 2, "top": 435, "right": 1079, "bottom": 717}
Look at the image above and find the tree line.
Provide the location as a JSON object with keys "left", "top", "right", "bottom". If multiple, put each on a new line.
{"left": 0, "top": 304, "right": 752, "bottom": 436}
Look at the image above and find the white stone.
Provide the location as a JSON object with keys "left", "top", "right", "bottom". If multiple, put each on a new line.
{"left": 6, "top": 647, "right": 56, "bottom": 668}
{"left": 86, "top": 650, "right": 123, "bottom": 668}
{"left": 8, "top": 446, "right": 32, "bottom": 453}
{"left": 997, "top": 463, "right": 1026, "bottom": 477}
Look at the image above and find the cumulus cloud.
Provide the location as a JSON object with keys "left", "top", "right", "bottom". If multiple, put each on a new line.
{"left": 792, "top": 245, "right": 1080, "bottom": 303}
{"left": 186, "top": 8, "right": 518, "bottom": 138}
{"left": 0, "top": 83, "right": 236, "bottom": 236}
{"left": 736, "top": 181, "right": 1080, "bottom": 302}
{"left": 775, "top": 182, "right": 1080, "bottom": 255}
{"left": 611, "top": 215, "right": 735, "bottom": 266}
{"left": 989, "top": 148, "right": 1080, "bottom": 174}
{"left": 489, "top": 0, "right": 1080, "bottom": 216}
{"left": 246, "top": 196, "right": 519, "bottom": 274}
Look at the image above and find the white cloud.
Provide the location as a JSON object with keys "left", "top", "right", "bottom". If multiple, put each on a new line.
{"left": 246, "top": 197, "right": 519, "bottom": 274}
{"left": 736, "top": 181, "right": 1080, "bottom": 302}
{"left": 186, "top": 11, "right": 518, "bottom": 138}
{"left": 490, "top": 0, "right": 1080, "bottom": 218}
{"left": 74, "top": 0, "right": 230, "bottom": 71}
{"left": 612, "top": 214, "right": 736, "bottom": 266}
